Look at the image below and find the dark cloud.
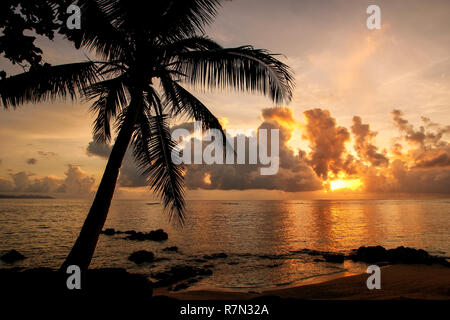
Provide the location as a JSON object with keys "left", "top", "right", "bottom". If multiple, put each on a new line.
{"left": 351, "top": 116, "right": 388, "bottom": 167}
{"left": 87, "top": 141, "right": 111, "bottom": 158}
{"left": 392, "top": 109, "right": 450, "bottom": 148}
{"left": 26, "top": 158, "right": 37, "bottom": 165}
{"left": 413, "top": 150, "right": 450, "bottom": 168}
{"left": 86, "top": 140, "right": 146, "bottom": 187}
{"left": 303, "top": 108, "right": 351, "bottom": 179}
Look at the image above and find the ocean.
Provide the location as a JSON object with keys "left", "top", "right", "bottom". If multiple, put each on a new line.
{"left": 0, "top": 199, "right": 449, "bottom": 291}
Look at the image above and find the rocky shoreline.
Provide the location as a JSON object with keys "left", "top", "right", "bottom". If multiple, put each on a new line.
{"left": 1, "top": 227, "right": 449, "bottom": 294}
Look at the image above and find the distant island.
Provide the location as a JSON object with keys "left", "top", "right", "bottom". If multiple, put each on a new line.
{"left": 0, "top": 194, "right": 55, "bottom": 199}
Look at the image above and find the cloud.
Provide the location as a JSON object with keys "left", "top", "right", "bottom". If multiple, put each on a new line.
{"left": 351, "top": 116, "right": 389, "bottom": 167}
{"left": 302, "top": 108, "right": 352, "bottom": 179}
{"left": 37, "top": 151, "right": 57, "bottom": 158}
{"left": 183, "top": 107, "right": 323, "bottom": 192}
{"left": 83, "top": 107, "right": 450, "bottom": 195}
{"left": 413, "top": 150, "right": 450, "bottom": 168}
{"left": 0, "top": 178, "right": 14, "bottom": 192}
{"left": 26, "top": 158, "right": 37, "bottom": 165}
{"left": 2, "top": 165, "right": 95, "bottom": 195}
{"left": 86, "top": 140, "right": 146, "bottom": 188}
{"left": 392, "top": 109, "right": 450, "bottom": 148}
{"left": 361, "top": 110, "right": 450, "bottom": 194}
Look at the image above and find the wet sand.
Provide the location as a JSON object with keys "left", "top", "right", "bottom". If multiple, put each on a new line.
{"left": 155, "top": 264, "right": 450, "bottom": 300}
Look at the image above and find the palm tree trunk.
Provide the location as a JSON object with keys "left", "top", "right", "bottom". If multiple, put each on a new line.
{"left": 60, "top": 96, "right": 142, "bottom": 271}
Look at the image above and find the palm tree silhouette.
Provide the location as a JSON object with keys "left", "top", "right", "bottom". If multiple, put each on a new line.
{"left": 0, "top": 0, "right": 294, "bottom": 270}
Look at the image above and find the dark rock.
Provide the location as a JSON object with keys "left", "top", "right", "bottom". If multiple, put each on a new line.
{"left": 203, "top": 252, "right": 228, "bottom": 260}
{"left": 386, "top": 246, "right": 431, "bottom": 264}
{"left": 203, "top": 264, "right": 214, "bottom": 268}
{"left": 227, "top": 261, "right": 239, "bottom": 265}
{"left": 163, "top": 246, "right": 178, "bottom": 252}
{"left": 193, "top": 259, "right": 207, "bottom": 263}
{"left": 102, "top": 228, "right": 116, "bottom": 236}
{"left": 172, "top": 283, "right": 189, "bottom": 291}
{"left": 313, "top": 258, "right": 325, "bottom": 262}
{"left": 124, "top": 230, "right": 136, "bottom": 235}
{"left": 186, "top": 278, "right": 199, "bottom": 284}
{"left": 126, "top": 229, "right": 168, "bottom": 241}
{"left": 151, "top": 265, "right": 212, "bottom": 287}
{"left": 323, "top": 254, "right": 345, "bottom": 263}
{"left": 349, "top": 246, "right": 387, "bottom": 263}
{"left": 348, "top": 245, "right": 449, "bottom": 266}
{"left": 128, "top": 250, "right": 155, "bottom": 264}
{"left": 306, "top": 250, "right": 322, "bottom": 256}
{"left": 1, "top": 250, "right": 27, "bottom": 263}
{"left": 148, "top": 229, "right": 168, "bottom": 241}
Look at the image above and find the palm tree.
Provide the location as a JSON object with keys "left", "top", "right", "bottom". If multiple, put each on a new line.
{"left": 0, "top": 0, "right": 294, "bottom": 270}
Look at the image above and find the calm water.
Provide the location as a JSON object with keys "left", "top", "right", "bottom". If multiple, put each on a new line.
{"left": 0, "top": 199, "right": 449, "bottom": 291}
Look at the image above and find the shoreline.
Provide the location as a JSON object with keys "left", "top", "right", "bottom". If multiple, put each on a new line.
{"left": 156, "top": 264, "right": 450, "bottom": 300}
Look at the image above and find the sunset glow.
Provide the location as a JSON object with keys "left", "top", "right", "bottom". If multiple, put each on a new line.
{"left": 329, "top": 178, "right": 363, "bottom": 191}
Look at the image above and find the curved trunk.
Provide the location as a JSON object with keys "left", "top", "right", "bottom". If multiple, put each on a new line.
{"left": 60, "top": 95, "right": 142, "bottom": 271}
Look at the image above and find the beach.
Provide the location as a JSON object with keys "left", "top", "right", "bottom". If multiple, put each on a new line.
{"left": 157, "top": 264, "right": 450, "bottom": 300}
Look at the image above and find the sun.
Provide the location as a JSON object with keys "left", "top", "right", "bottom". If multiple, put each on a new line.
{"left": 329, "top": 178, "right": 363, "bottom": 191}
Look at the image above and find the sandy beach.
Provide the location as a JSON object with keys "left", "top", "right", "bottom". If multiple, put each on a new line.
{"left": 156, "top": 264, "right": 450, "bottom": 300}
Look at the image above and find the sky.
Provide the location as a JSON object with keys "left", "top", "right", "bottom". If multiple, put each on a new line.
{"left": 1, "top": 0, "right": 450, "bottom": 199}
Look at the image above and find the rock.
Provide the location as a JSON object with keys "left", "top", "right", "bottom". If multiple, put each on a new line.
{"left": 128, "top": 250, "right": 155, "bottom": 264}
{"left": 323, "top": 254, "right": 345, "bottom": 263}
{"left": 102, "top": 228, "right": 116, "bottom": 236}
{"left": 348, "top": 246, "right": 449, "bottom": 266}
{"left": 172, "top": 283, "right": 189, "bottom": 291}
{"left": 163, "top": 246, "right": 178, "bottom": 252}
{"left": 148, "top": 229, "right": 168, "bottom": 241}
{"left": 1, "top": 250, "right": 27, "bottom": 263}
{"left": 386, "top": 246, "right": 431, "bottom": 264}
{"left": 306, "top": 250, "right": 322, "bottom": 256}
{"left": 151, "top": 265, "right": 212, "bottom": 287}
{"left": 349, "top": 246, "right": 387, "bottom": 263}
{"left": 126, "top": 229, "right": 168, "bottom": 241}
{"left": 203, "top": 252, "right": 228, "bottom": 260}
{"left": 313, "top": 258, "right": 325, "bottom": 262}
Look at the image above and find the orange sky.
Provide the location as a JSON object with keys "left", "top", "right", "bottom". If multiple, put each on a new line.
{"left": 1, "top": 0, "right": 450, "bottom": 199}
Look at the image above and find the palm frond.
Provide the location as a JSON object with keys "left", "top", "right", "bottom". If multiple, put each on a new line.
{"left": 108, "top": 0, "right": 221, "bottom": 42}
{"left": 62, "top": 0, "right": 129, "bottom": 61}
{"left": 175, "top": 46, "right": 295, "bottom": 105}
{"left": 0, "top": 62, "right": 99, "bottom": 109}
{"left": 86, "top": 76, "right": 129, "bottom": 143}
{"left": 161, "top": 76, "right": 224, "bottom": 135}
{"left": 133, "top": 90, "right": 186, "bottom": 224}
